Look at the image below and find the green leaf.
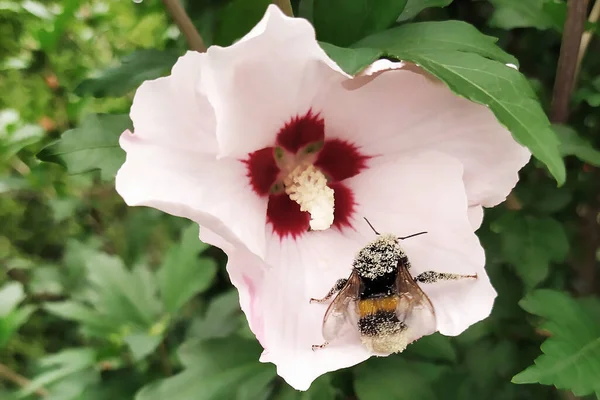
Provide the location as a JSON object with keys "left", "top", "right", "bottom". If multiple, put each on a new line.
{"left": 18, "top": 348, "right": 98, "bottom": 398}
{"left": 135, "top": 338, "right": 275, "bottom": 400}
{"left": 187, "top": 290, "right": 243, "bottom": 340}
{"left": 404, "top": 332, "right": 457, "bottom": 363}
{"left": 355, "top": 21, "right": 518, "bottom": 65}
{"left": 123, "top": 333, "right": 163, "bottom": 361}
{"left": 553, "top": 124, "right": 600, "bottom": 167}
{"left": 512, "top": 290, "right": 600, "bottom": 397}
{"left": 75, "top": 50, "right": 180, "bottom": 98}
{"left": 396, "top": 0, "right": 453, "bottom": 22}
{"left": 0, "top": 282, "right": 25, "bottom": 315}
{"left": 355, "top": 21, "right": 565, "bottom": 184}
{"left": 492, "top": 214, "right": 569, "bottom": 288}
{"left": 0, "top": 282, "right": 35, "bottom": 348}
{"left": 158, "top": 224, "right": 217, "bottom": 314}
{"left": 272, "top": 375, "right": 336, "bottom": 400}
{"left": 314, "top": 0, "right": 408, "bottom": 46}
{"left": 214, "top": 0, "right": 271, "bottom": 46}
{"left": 37, "top": 114, "right": 132, "bottom": 181}
{"left": 319, "top": 42, "right": 383, "bottom": 75}
{"left": 354, "top": 357, "right": 439, "bottom": 400}
{"left": 488, "top": 0, "right": 553, "bottom": 30}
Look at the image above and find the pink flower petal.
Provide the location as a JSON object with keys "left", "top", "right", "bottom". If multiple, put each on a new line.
{"left": 468, "top": 205, "right": 484, "bottom": 230}
{"left": 343, "top": 151, "right": 494, "bottom": 336}
{"left": 323, "top": 61, "right": 530, "bottom": 210}
{"left": 130, "top": 51, "right": 217, "bottom": 153}
{"left": 222, "top": 229, "right": 371, "bottom": 391}
{"left": 218, "top": 151, "right": 494, "bottom": 390}
{"left": 199, "top": 5, "right": 348, "bottom": 158}
{"left": 116, "top": 133, "right": 268, "bottom": 258}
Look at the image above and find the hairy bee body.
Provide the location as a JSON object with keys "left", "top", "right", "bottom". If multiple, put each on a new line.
{"left": 311, "top": 225, "right": 476, "bottom": 354}
{"left": 353, "top": 235, "right": 411, "bottom": 353}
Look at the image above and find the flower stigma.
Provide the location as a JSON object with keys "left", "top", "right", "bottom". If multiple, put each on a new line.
{"left": 284, "top": 163, "right": 334, "bottom": 230}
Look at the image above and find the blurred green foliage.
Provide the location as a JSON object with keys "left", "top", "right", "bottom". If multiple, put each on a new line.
{"left": 1, "top": 0, "right": 600, "bottom": 399}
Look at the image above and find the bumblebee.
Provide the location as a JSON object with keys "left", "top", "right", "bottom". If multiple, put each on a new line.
{"left": 310, "top": 218, "right": 477, "bottom": 354}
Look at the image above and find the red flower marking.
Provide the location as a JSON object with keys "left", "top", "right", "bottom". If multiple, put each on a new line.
{"left": 267, "top": 193, "right": 310, "bottom": 239}
{"left": 245, "top": 147, "right": 279, "bottom": 196}
{"left": 315, "top": 139, "right": 370, "bottom": 182}
{"left": 330, "top": 182, "right": 356, "bottom": 229}
{"left": 276, "top": 110, "right": 325, "bottom": 153}
{"left": 245, "top": 111, "right": 371, "bottom": 240}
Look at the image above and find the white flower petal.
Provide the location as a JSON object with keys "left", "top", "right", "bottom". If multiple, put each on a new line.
{"left": 322, "top": 61, "right": 531, "bottom": 209}
{"left": 343, "top": 151, "right": 495, "bottom": 336}
{"left": 116, "top": 133, "right": 268, "bottom": 258}
{"left": 219, "top": 151, "right": 495, "bottom": 390}
{"left": 222, "top": 230, "right": 371, "bottom": 390}
{"left": 130, "top": 51, "right": 217, "bottom": 153}
{"left": 199, "top": 4, "right": 348, "bottom": 158}
{"left": 468, "top": 205, "right": 484, "bottom": 230}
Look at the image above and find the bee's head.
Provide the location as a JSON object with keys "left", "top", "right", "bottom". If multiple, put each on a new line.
{"left": 352, "top": 234, "right": 403, "bottom": 279}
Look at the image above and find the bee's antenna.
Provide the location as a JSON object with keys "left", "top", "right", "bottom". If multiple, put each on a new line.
{"left": 363, "top": 217, "right": 380, "bottom": 235}
{"left": 398, "top": 231, "right": 427, "bottom": 240}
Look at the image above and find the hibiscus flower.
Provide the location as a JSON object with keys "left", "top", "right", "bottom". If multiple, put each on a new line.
{"left": 116, "top": 5, "right": 530, "bottom": 390}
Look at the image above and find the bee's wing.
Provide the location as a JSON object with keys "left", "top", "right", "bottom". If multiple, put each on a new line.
{"left": 321, "top": 271, "right": 361, "bottom": 342}
{"left": 395, "top": 264, "right": 437, "bottom": 342}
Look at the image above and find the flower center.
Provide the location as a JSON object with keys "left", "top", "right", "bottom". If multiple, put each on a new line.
{"left": 244, "top": 110, "right": 370, "bottom": 239}
{"left": 284, "top": 163, "right": 334, "bottom": 231}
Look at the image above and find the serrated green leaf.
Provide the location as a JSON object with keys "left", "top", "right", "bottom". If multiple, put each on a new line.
{"left": 18, "top": 348, "right": 98, "bottom": 398}
{"left": 314, "top": 0, "right": 408, "bottom": 46}
{"left": 354, "top": 21, "right": 565, "bottom": 184}
{"left": 396, "top": 0, "right": 453, "bottom": 22}
{"left": 493, "top": 214, "right": 569, "bottom": 288}
{"left": 354, "top": 357, "right": 438, "bottom": 400}
{"left": 489, "top": 0, "right": 553, "bottom": 30}
{"left": 214, "top": 0, "right": 271, "bottom": 46}
{"left": 319, "top": 42, "right": 382, "bottom": 75}
{"left": 553, "top": 124, "right": 600, "bottom": 167}
{"left": 403, "top": 332, "right": 457, "bottom": 362}
{"left": 44, "top": 301, "right": 115, "bottom": 337}
{"left": 158, "top": 224, "right": 217, "bottom": 314}
{"left": 75, "top": 50, "right": 179, "bottom": 98}
{"left": 0, "top": 282, "right": 25, "bottom": 315}
{"left": 37, "top": 114, "right": 131, "bottom": 181}
{"left": 513, "top": 290, "right": 600, "bottom": 396}
{"left": 123, "top": 333, "right": 162, "bottom": 361}
{"left": 85, "top": 253, "right": 161, "bottom": 328}
{"left": 0, "top": 304, "right": 36, "bottom": 348}
{"left": 355, "top": 21, "right": 519, "bottom": 65}
{"left": 187, "top": 290, "right": 242, "bottom": 340}
{"left": 135, "top": 338, "right": 275, "bottom": 400}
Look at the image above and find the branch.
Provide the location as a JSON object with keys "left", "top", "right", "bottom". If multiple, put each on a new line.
{"left": 577, "top": 0, "right": 600, "bottom": 72}
{"left": 0, "top": 363, "right": 48, "bottom": 397}
{"left": 272, "top": 0, "right": 294, "bottom": 17}
{"left": 550, "top": 0, "right": 590, "bottom": 123}
{"left": 161, "top": 0, "right": 206, "bottom": 52}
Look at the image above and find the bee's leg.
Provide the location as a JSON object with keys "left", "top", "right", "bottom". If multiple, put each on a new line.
{"left": 312, "top": 342, "right": 330, "bottom": 351}
{"left": 414, "top": 271, "right": 478, "bottom": 284}
{"left": 309, "top": 279, "right": 348, "bottom": 303}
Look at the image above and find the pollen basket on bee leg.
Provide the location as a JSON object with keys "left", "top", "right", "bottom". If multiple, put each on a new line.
{"left": 284, "top": 163, "right": 335, "bottom": 231}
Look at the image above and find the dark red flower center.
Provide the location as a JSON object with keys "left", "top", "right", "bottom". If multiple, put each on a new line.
{"left": 244, "top": 110, "right": 370, "bottom": 239}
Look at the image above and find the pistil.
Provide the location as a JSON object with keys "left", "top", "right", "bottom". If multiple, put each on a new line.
{"left": 284, "top": 163, "right": 334, "bottom": 231}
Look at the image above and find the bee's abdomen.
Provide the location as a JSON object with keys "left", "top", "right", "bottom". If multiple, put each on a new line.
{"left": 357, "top": 297, "right": 405, "bottom": 337}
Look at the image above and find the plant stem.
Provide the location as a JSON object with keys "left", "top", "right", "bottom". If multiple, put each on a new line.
{"left": 576, "top": 0, "right": 600, "bottom": 73}
{"left": 550, "top": 0, "right": 590, "bottom": 123}
{"left": 0, "top": 362, "right": 49, "bottom": 397}
{"left": 272, "top": 0, "right": 294, "bottom": 17}
{"left": 161, "top": 0, "right": 206, "bottom": 52}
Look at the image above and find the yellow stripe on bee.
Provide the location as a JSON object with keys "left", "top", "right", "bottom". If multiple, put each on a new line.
{"left": 358, "top": 296, "right": 399, "bottom": 317}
